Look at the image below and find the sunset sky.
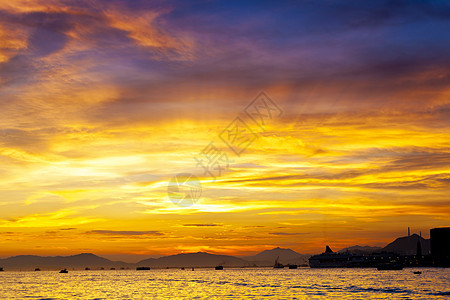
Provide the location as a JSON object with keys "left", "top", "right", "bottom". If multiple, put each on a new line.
{"left": 0, "top": 0, "right": 449, "bottom": 261}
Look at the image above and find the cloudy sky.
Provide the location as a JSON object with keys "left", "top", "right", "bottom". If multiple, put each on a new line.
{"left": 0, "top": 0, "right": 449, "bottom": 260}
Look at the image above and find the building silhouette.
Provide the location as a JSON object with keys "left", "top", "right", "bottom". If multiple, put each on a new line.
{"left": 430, "top": 227, "right": 450, "bottom": 267}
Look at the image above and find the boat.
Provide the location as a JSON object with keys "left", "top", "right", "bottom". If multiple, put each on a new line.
{"left": 181, "top": 267, "right": 185, "bottom": 270}
{"left": 85, "top": 267, "right": 90, "bottom": 270}
{"left": 413, "top": 271, "right": 422, "bottom": 274}
{"left": 0, "top": 267, "right": 4, "bottom": 272}
{"left": 376, "top": 263, "right": 403, "bottom": 270}
{"left": 136, "top": 267, "right": 151, "bottom": 270}
{"left": 215, "top": 265, "right": 224, "bottom": 270}
{"left": 59, "top": 269, "right": 68, "bottom": 273}
{"left": 274, "top": 256, "right": 284, "bottom": 268}
{"left": 288, "top": 265, "right": 298, "bottom": 269}
{"left": 309, "top": 246, "right": 356, "bottom": 268}
{"left": 35, "top": 268, "right": 40, "bottom": 271}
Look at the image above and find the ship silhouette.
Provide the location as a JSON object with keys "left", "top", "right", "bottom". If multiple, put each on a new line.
{"left": 273, "top": 256, "right": 284, "bottom": 268}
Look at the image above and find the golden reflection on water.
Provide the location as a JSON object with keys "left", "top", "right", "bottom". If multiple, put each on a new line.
{"left": 0, "top": 268, "right": 449, "bottom": 299}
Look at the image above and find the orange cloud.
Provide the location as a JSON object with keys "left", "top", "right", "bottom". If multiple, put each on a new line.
{"left": 0, "top": 23, "right": 28, "bottom": 64}
{"left": 104, "top": 8, "right": 195, "bottom": 60}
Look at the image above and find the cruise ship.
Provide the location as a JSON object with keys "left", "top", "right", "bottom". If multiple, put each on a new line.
{"left": 309, "top": 246, "right": 364, "bottom": 268}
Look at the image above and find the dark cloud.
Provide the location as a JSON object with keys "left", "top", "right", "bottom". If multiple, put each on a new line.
{"left": 183, "top": 224, "right": 220, "bottom": 227}
{"left": 243, "top": 225, "right": 265, "bottom": 228}
{"left": 87, "top": 230, "right": 164, "bottom": 236}
{"left": 269, "top": 232, "right": 300, "bottom": 236}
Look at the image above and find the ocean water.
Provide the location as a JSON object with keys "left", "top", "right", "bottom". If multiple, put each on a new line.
{"left": 0, "top": 268, "right": 448, "bottom": 299}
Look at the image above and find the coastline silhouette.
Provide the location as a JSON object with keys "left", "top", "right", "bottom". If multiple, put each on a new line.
{"left": 0, "top": 227, "right": 450, "bottom": 273}
{"left": 0, "top": 228, "right": 447, "bottom": 271}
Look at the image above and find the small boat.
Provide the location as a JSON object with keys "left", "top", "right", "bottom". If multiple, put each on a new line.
{"left": 35, "top": 268, "right": 41, "bottom": 271}
{"left": 274, "top": 256, "right": 284, "bottom": 268}
{"left": 59, "top": 269, "right": 68, "bottom": 273}
{"left": 377, "top": 263, "right": 403, "bottom": 270}
{"left": 0, "top": 267, "right": 4, "bottom": 272}
{"left": 215, "top": 265, "right": 224, "bottom": 270}
{"left": 136, "top": 267, "right": 151, "bottom": 270}
{"left": 413, "top": 271, "right": 422, "bottom": 274}
{"left": 85, "top": 267, "right": 90, "bottom": 270}
{"left": 181, "top": 267, "right": 185, "bottom": 270}
{"left": 288, "top": 265, "right": 298, "bottom": 269}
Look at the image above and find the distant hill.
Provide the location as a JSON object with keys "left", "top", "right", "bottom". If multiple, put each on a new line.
{"left": 0, "top": 253, "right": 132, "bottom": 270}
{"left": 337, "top": 245, "right": 382, "bottom": 254}
{"left": 136, "top": 252, "right": 248, "bottom": 267}
{"left": 244, "top": 247, "right": 310, "bottom": 266}
{"left": 382, "top": 234, "right": 430, "bottom": 255}
{"left": 0, "top": 248, "right": 312, "bottom": 270}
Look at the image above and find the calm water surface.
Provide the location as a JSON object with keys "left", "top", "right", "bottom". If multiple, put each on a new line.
{"left": 0, "top": 268, "right": 448, "bottom": 299}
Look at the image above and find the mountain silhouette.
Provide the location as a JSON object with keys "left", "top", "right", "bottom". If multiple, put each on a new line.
{"left": 337, "top": 245, "right": 382, "bottom": 254}
{"left": 244, "top": 247, "right": 309, "bottom": 266}
{"left": 136, "top": 252, "right": 248, "bottom": 267}
{"left": 382, "top": 234, "right": 430, "bottom": 255}
{"left": 0, "top": 249, "right": 305, "bottom": 270}
{"left": 0, "top": 253, "right": 131, "bottom": 270}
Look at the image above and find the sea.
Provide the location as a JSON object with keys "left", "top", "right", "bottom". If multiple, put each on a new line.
{"left": 0, "top": 268, "right": 448, "bottom": 299}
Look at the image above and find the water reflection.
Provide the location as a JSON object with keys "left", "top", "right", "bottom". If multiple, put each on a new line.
{"left": 0, "top": 268, "right": 448, "bottom": 299}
